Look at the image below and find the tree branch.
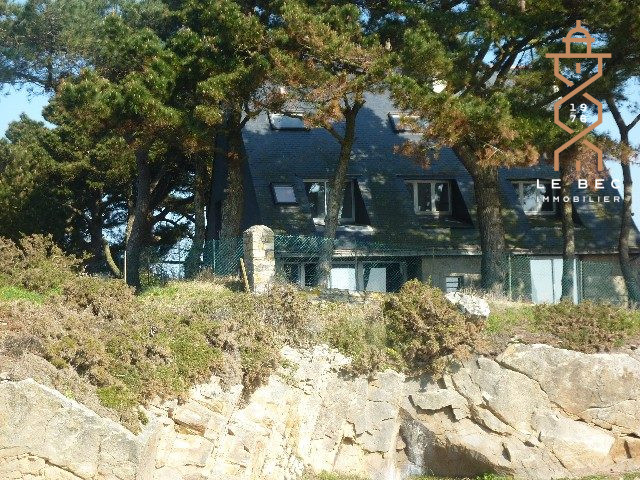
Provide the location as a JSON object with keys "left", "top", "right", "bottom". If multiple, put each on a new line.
{"left": 607, "top": 95, "right": 629, "bottom": 141}
{"left": 628, "top": 111, "right": 640, "bottom": 133}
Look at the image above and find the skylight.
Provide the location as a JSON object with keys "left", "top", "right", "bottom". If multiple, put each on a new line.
{"left": 271, "top": 183, "right": 297, "bottom": 204}
{"left": 388, "top": 112, "right": 426, "bottom": 133}
{"left": 268, "top": 112, "right": 308, "bottom": 130}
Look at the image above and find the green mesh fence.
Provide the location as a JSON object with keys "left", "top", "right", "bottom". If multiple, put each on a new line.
{"left": 140, "top": 234, "right": 633, "bottom": 304}
{"left": 274, "top": 235, "right": 423, "bottom": 292}
{"left": 203, "top": 238, "right": 244, "bottom": 276}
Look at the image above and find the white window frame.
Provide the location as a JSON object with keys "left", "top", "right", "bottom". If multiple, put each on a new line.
{"left": 283, "top": 260, "right": 407, "bottom": 292}
{"left": 406, "top": 180, "right": 452, "bottom": 216}
{"left": 304, "top": 179, "right": 356, "bottom": 224}
{"left": 512, "top": 180, "right": 557, "bottom": 216}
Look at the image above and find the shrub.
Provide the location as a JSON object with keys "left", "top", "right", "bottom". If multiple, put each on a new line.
{"left": 531, "top": 301, "right": 640, "bottom": 352}
{"left": 59, "top": 275, "right": 136, "bottom": 321}
{"left": 0, "top": 235, "right": 82, "bottom": 293}
{"left": 322, "top": 310, "right": 393, "bottom": 375}
{"left": 211, "top": 284, "right": 313, "bottom": 394}
{"left": 384, "top": 280, "right": 484, "bottom": 375}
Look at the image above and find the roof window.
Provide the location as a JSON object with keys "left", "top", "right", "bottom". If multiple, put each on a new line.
{"left": 271, "top": 183, "right": 297, "bottom": 204}
{"left": 268, "top": 112, "right": 308, "bottom": 130}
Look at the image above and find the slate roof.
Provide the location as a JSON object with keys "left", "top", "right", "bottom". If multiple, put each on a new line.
{"left": 240, "top": 92, "right": 639, "bottom": 255}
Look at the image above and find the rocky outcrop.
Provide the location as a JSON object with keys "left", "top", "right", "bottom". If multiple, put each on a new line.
{"left": 0, "top": 379, "right": 160, "bottom": 480}
{"left": 2, "top": 343, "right": 640, "bottom": 479}
{"left": 444, "top": 291, "right": 491, "bottom": 318}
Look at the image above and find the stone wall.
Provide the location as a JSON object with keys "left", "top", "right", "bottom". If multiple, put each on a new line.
{"left": 3, "top": 344, "right": 640, "bottom": 480}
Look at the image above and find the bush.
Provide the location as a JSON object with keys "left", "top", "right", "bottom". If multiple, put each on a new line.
{"left": 211, "top": 284, "right": 313, "bottom": 394}
{"left": 531, "top": 301, "right": 640, "bottom": 352}
{"left": 384, "top": 280, "right": 484, "bottom": 375}
{"left": 60, "top": 275, "right": 136, "bottom": 321}
{"left": 0, "top": 235, "right": 82, "bottom": 293}
{"left": 322, "top": 308, "right": 393, "bottom": 375}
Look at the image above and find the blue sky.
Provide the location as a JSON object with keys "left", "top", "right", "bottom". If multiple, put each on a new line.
{"left": 2, "top": 85, "right": 639, "bottom": 217}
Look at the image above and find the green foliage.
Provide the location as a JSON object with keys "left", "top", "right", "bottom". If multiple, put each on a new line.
{"left": 0, "top": 235, "right": 82, "bottom": 293}
{"left": 531, "top": 301, "right": 640, "bottom": 352}
{"left": 211, "top": 284, "right": 313, "bottom": 393}
{"left": 0, "top": 118, "right": 71, "bottom": 242}
{"left": 0, "top": 0, "right": 110, "bottom": 91}
{"left": 321, "top": 306, "right": 393, "bottom": 375}
{"left": 0, "top": 285, "right": 45, "bottom": 303}
{"left": 384, "top": 280, "right": 484, "bottom": 375}
{"left": 486, "top": 303, "right": 536, "bottom": 334}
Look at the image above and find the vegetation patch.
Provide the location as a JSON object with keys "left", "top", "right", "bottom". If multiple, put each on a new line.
{"left": 530, "top": 301, "right": 640, "bottom": 352}
{"left": 0, "top": 285, "right": 45, "bottom": 303}
{"left": 2, "top": 236, "right": 640, "bottom": 432}
{"left": 384, "top": 280, "right": 485, "bottom": 375}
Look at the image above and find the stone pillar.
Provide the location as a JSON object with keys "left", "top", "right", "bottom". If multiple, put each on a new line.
{"left": 243, "top": 225, "right": 275, "bottom": 293}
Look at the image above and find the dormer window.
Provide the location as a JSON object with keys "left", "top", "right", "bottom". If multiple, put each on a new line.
{"left": 512, "top": 180, "right": 556, "bottom": 215}
{"left": 389, "top": 112, "right": 424, "bottom": 133}
{"left": 271, "top": 183, "right": 297, "bottom": 205}
{"left": 304, "top": 179, "right": 356, "bottom": 223}
{"left": 406, "top": 180, "right": 451, "bottom": 215}
{"left": 268, "top": 112, "right": 308, "bottom": 130}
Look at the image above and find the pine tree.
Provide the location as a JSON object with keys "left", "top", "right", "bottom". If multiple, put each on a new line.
{"left": 273, "top": 1, "right": 391, "bottom": 286}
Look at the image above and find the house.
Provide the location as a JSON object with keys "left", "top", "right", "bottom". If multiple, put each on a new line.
{"left": 209, "top": 92, "right": 640, "bottom": 303}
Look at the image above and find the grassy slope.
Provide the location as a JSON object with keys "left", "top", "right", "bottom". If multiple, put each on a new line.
{"left": 3, "top": 276, "right": 640, "bottom": 429}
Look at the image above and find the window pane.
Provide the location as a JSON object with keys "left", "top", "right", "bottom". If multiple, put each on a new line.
{"left": 272, "top": 184, "right": 296, "bottom": 204}
{"left": 304, "top": 182, "right": 326, "bottom": 218}
{"left": 269, "top": 113, "right": 306, "bottom": 130}
{"left": 364, "top": 265, "right": 387, "bottom": 292}
{"left": 283, "top": 263, "right": 300, "bottom": 284}
{"left": 540, "top": 182, "right": 554, "bottom": 211}
{"left": 446, "top": 276, "right": 462, "bottom": 293}
{"left": 330, "top": 265, "right": 357, "bottom": 291}
{"left": 304, "top": 263, "right": 318, "bottom": 287}
{"left": 434, "top": 182, "right": 450, "bottom": 212}
{"left": 341, "top": 181, "right": 354, "bottom": 219}
{"left": 416, "top": 182, "right": 432, "bottom": 212}
{"left": 521, "top": 182, "right": 544, "bottom": 213}
{"left": 389, "top": 113, "right": 423, "bottom": 133}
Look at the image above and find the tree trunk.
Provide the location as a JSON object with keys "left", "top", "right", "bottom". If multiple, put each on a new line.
{"left": 608, "top": 98, "right": 640, "bottom": 305}
{"left": 220, "top": 115, "right": 245, "bottom": 240}
{"left": 560, "top": 160, "right": 576, "bottom": 301}
{"left": 466, "top": 160, "right": 507, "bottom": 292}
{"left": 125, "top": 150, "right": 152, "bottom": 290}
{"left": 204, "top": 133, "right": 220, "bottom": 267}
{"left": 619, "top": 154, "right": 640, "bottom": 304}
{"left": 185, "top": 158, "right": 210, "bottom": 278}
{"left": 318, "top": 104, "right": 361, "bottom": 288}
{"left": 86, "top": 193, "right": 105, "bottom": 274}
{"left": 103, "top": 238, "right": 122, "bottom": 277}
